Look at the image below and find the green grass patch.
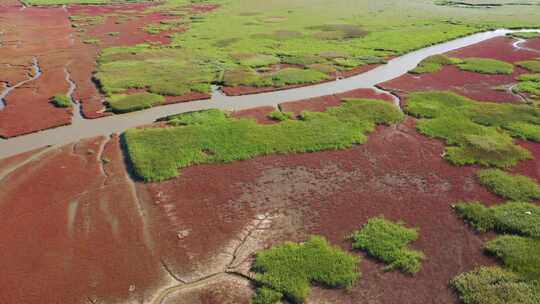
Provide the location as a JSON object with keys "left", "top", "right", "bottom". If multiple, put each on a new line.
{"left": 517, "top": 59, "right": 540, "bottom": 73}
{"left": 50, "top": 94, "right": 72, "bottom": 108}
{"left": 454, "top": 201, "right": 540, "bottom": 237}
{"left": 457, "top": 58, "right": 514, "bottom": 75}
{"left": 451, "top": 266, "right": 539, "bottom": 304}
{"left": 514, "top": 74, "right": 540, "bottom": 102}
{"left": 508, "top": 32, "right": 540, "bottom": 39}
{"left": 270, "top": 68, "right": 330, "bottom": 87}
{"left": 23, "top": 0, "right": 111, "bottom": 5}
{"left": 83, "top": 38, "right": 101, "bottom": 45}
{"left": 252, "top": 235, "right": 360, "bottom": 304}
{"left": 476, "top": 169, "right": 540, "bottom": 201}
{"left": 268, "top": 110, "right": 294, "bottom": 121}
{"left": 107, "top": 92, "right": 165, "bottom": 114}
{"left": 93, "top": 0, "right": 540, "bottom": 94}
{"left": 124, "top": 98, "right": 403, "bottom": 181}
{"left": 350, "top": 216, "right": 425, "bottom": 274}
{"left": 409, "top": 54, "right": 462, "bottom": 74}
{"left": 406, "top": 91, "right": 538, "bottom": 168}
{"left": 143, "top": 19, "right": 186, "bottom": 34}
{"left": 235, "top": 53, "right": 281, "bottom": 68}
{"left": 486, "top": 235, "right": 540, "bottom": 280}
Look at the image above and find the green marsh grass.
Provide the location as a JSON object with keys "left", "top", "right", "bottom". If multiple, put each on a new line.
{"left": 252, "top": 235, "right": 360, "bottom": 304}
{"left": 124, "top": 98, "right": 403, "bottom": 181}
{"left": 350, "top": 217, "right": 425, "bottom": 274}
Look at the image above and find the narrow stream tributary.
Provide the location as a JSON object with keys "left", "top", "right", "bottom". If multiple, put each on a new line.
{"left": 0, "top": 57, "right": 42, "bottom": 111}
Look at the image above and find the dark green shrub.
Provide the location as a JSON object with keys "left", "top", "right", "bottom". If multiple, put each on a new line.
{"left": 252, "top": 236, "right": 360, "bottom": 304}
{"left": 350, "top": 217, "right": 424, "bottom": 274}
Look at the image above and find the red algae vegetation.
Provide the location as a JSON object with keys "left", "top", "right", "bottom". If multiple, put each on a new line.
{"left": 0, "top": 135, "right": 164, "bottom": 304}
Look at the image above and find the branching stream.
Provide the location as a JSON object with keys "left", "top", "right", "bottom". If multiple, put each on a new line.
{"left": 0, "top": 57, "right": 41, "bottom": 111}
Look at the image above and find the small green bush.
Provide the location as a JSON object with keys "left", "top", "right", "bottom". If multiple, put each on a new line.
{"left": 350, "top": 217, "right": 425, "bottom": 274}
{"left": 50, "top": 94, "right": 72, "bottom": 108}
{"left": 451, "top": 266, "right": 539, "bottom": 304}
{"left": 477, "top": 169, "right": 540, "bottom": 201}
{"left": 252, "top": 236, "right": 360, "bottom": 304}
{"left": 108, "top": 92, "right": 164, "bottom": 114}
{"left": 486, "top": 235, "right": 540, "bottom": 280}
{"left": 268, "top": 110, "right": 294, "bottom": 121}
{"left": 517, "top": 59, "right": 540, "bottom": 73}
{"left": 455, "top": 201, "right": 540, "bottom": 238}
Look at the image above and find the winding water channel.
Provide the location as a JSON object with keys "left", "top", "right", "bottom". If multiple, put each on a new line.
{"left": 1, "top": 28, "right": 539, "bottom": 159}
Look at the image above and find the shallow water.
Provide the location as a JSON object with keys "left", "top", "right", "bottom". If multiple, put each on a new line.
{"left": 1, "top": 29, "right": 539, "bottom": 159}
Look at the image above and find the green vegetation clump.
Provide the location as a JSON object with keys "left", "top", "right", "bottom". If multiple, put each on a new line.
{"left": 50, "top": 94, "right": 72, "bottom": 108}
{"left": 457, "top": 58, "right": 514, "bottom": 75}
{"left": 476, "top": 169, "right": 540, "bottom": 201}
{"left": 124, "top": 98, "right": 403, "bottom": 181}
{"left": 24, "top": 0, "right": 110, "bottom": 5}
{"left": 252, "top": 287, "right": 283, "bottom": 304}
{"left": 221, "top": 67, "right": 330, "bottom": 88}
{"left": 69, "top": 15, "right": 106, "bottom": 28}
{"left": 83, "top": 38, "right": 101, "bottom": 45}
{"left": 454, "top": 201, "right": 540, "bottom": 237}
{"left": 410, "top": 55, "right": 461, "bottom": 74}
{"left": 271, "top": 68, "right": 330, "bottom": 87}
{"left": 451, "top": 266, "right": 539, "bottom": 304}
{"left": 95, "top": 45, "right": 215, "bottom": 96}
{"left": 91, "top": 0, "right": 540, "bottom": 94}
{"left": 514, "top": 74, "right": 540, "bottom": 102}
{"left": 143, "top": 19, "right": 186, "bottom": 34}
{"left": 486, "top": 235, "right": 540, "bottom": 280}
{"left": 235, "top": 53, "right": 281, "bottom": 68}
{"left": 252, "top": 236, "right": 360, "bottom": 304}
{"left": 107, "top": 93, "right": 165, "bottom": 114}
{"left": 517, "top": 59, "right": 540, "bottom": 73}
{"left": 406, "top": 91, "right": 539, "bottom": 168}
{"left": 166, "top": 109, "right": 229, "bottom": 126}
{"left": 508, "top": 32, "right": 540, "bottom": 39}
{"left": 350, "top": 217, "right": 425, "bottom": 274}
{"left": 268, "top": 110, "right": 294, "bottom": 121}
